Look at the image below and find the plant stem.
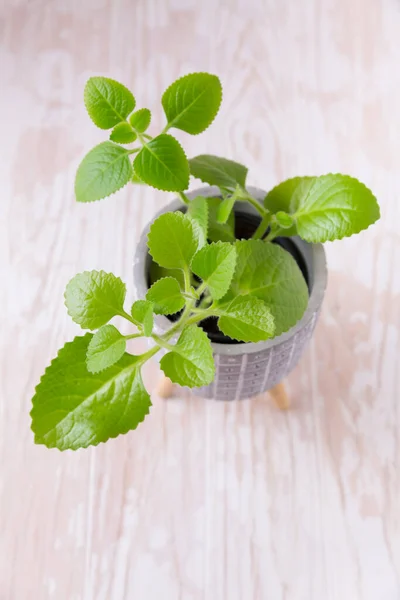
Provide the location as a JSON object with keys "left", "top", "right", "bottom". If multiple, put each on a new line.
{"left": 240, "top": 190, "right": 267, "bottom": 218}
{"left": 177, "top": 191, "right": 190, "bottom": 205}
{"left": 183, "top": 266, "right": 191, "bottom": 293}
{"left": 152, "top": 335, "right": 175, "bottom": 352}
{"left": 127, "top": 147, "right": 141, "bottom": 155}
{"left": 125, "top": 333, "right": 143, "bottom": 340}
{"left": 264, "top": 224, "right": 284, "bottom": 242}
{"left": 119, "top": 310, "right": 138, "bottom": 326}
{"left": 252, "top": 214, "right": 271, "bottom": 240}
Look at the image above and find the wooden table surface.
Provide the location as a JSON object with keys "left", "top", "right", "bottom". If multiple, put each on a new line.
{"left": 1, "top": 1, "right": 400, "bottom": 598}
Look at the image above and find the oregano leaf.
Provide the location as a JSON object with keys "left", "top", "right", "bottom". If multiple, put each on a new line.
{"left": 162, "top": 72, "right": 222, "bottom": 135}
{"left": 189, "top": 155, "right": 248, "bottom": 189}
{"left": 291, "top": 174, "right": 380, "bottom": 242}
{"left": 207, "top": 197, "right": 235, "bottom": 242}
{"left": 129, "top": 108, "right": 151, "bottom": 132}
{"left": 217, "top": 296, "right": 275, "bottom": 343}
{"left": 146, "top": 277, "right": 185, "bottom": 315}
{"left": 264, "top": 174, "right": 380, "bottom": 242}
{"left": 131, "top": 300, "right": 154, "bottom": 335}
{"left": 84, "top": 76, "right": 135, "bottom": 130}
{"left": 191, "top": 241, "right": 236, "bottom": 300}
{"left": 64, "top": 270, "right": 126, "bottom": 330}
{"left": 149, "top": 261, "right": 185, "bottom": 289}
{"left": 86, "top": 324, "right": 126, "bottom": 373}
{"left": 187, "top": 196, "right": 209, "bottom": 246}
{"left": 110, "top": 122, "right": 137, "bottom": 144}
{"left": 133, "top": 134, "right": 189, "bottom": 191}
{"left": 160, "top": 326, "right": 214, "bottom": 387}
{"left": 31, "top": 334, "right": 151, "bottom": 450}
{"left": 147, "top": 212, "right": 201, "bottom": 270}
{"left": 275, "top": 211, "right": 294, "bottom": 229}
{"left": 75, "top": 142, "right": 132, "bottom": 203}
{"left": 229, "top": 240, "right": 308, "bottom": 336}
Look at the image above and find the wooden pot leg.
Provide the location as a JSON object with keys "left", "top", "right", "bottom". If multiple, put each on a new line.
{"left": 268, "top": 381, "right": 290, "bottom": 410}
{"left": 157, "top": 376, "right": 175, "bottom": 398}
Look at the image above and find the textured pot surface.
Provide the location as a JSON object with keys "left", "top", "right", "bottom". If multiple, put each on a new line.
{"left": 133, "top": 186, "right": 327, "bottom": 400}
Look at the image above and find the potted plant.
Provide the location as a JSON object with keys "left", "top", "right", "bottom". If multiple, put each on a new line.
{"left": 30, "top": 73, "right": 380, "bottom": 451}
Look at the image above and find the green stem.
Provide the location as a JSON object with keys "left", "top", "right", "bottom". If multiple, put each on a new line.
{"left": 177, "top": 191, "right": 190, "bottom": 205}
{"left": 119, "top": 310, "right": 138, "bottom": 326}
{"left": 264, "top": 224, "right": 283, "bottom": 242}
{"left": 127, "top": 147, "right": 141, "bottom": 155}
{"left": 252, "top": 214, "right": 271, "bottom": 240}
{"left": 125, "top": 333, "right": 143, "bottom": 340}
{"left": 241, "top": 190, "right": 267, "bottom": 218}
{"left": 152, "top": 335, "right": 175, "bottom": 352}
{"left": 185, "top": 310, "right": 218, "bottom": 328}
{"left": 183, "top": 266, "right": 191, "bottom": 293}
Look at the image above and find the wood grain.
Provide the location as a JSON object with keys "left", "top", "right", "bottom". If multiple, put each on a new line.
{"left": 1, "top": 0, "right": 400, "bottom": 598}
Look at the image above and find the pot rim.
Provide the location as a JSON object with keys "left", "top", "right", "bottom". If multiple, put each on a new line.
{"left": 133, "top": 185, "right": 327, "bottom": 356}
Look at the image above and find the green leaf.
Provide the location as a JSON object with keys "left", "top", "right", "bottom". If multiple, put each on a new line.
{"left": 31, "top": 334, "right": 151, "bottom": 450}
{"left": 75, "top": 142, "right": 132, "bottom": 203}
{"left": 149, "top": 261, "right": 185, "bottom": 289}
{"left": 86, "top": 324, "right": 126, "bottom": 373}
{"left": 160, "top": 326, "right": 214, "bottom": 387}
{"left": 129, "top": 108, "right": 151, "bottom": 132}
{"left": 131, "top": 300, "right": 153, "bottom": 335}
{"left": 275, "top": 211, "right": 294, "bottom": 229}
{"left": 217, "top": 296, "right": 275, "bottom": 342}
{"left": 187, "top": 196, "right": 209, "bottom": 246}
{"left": 65, "top": 270, "right": 126, "bottom": 330}
{"left": 162, "top": 72, "right": 222, "bottom": 135}
{"left": 207, "top": 197, "right": 236, "bottom": 242}
{"left": 264, "top": 175, "right": 380, "bottom": 242}
{"left": 110, "top": 122, "right": 137, "bottom": 144}
{"left": 147, "top": 211, "right": 201, "bottom": 270}
{"left": 292, "top": 174, "right": 380, "bottom": 242}
{"left": 146, "top": 277, "right": 185, "bottom": 315}
{"left": 84, "top": 76, "right": 135, "bottom": 130}
{"left": 133, "top": 134, "right": 189, "bottom": 191}
{"left": 229, "top": 240, "right": 308, "bottom": 336}
{"left": 189, "top": 155, "right": 248, "bottom": 189}
{"left": 192, "top": 241, "right": 236, "bottom": 300}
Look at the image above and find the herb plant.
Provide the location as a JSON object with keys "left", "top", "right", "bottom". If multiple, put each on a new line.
{"left": 31, "top": 73, "right": 380, "bottom": 451}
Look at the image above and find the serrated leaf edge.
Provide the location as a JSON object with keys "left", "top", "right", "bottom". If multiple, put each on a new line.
{"left": 64, "top": 270, "right": 126, "bottom": 329}
{"left": 162, "top": 72, "right": 223, "bottom": 136}
{"left": 30, "top": 333, "right": 151, "bottom": 452}
{"left": 84, "top": 76, "right": 135, "bottom": 130}
{"left": 75, "top": 142, "right": 132, "bottom": 203}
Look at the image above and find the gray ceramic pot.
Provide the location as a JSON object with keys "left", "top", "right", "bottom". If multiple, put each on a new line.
{"left": 134, "top": 186, "right": 327, "bottom": 401}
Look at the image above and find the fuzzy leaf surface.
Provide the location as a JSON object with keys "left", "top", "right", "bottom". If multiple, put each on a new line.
{"left": 191, "top": 241, "right": 236, "bottom": 300}
{"left": 31, "top": 334, "right": 151, "bottom": 450}
{"left": 86, "top": 325, "right": 126, "bottom": 373}
{"left": 189, "top": 155, "right": 248, "bottom": 189}
{"left": 228, "top": 240, "right": 308, "bottom": 336}
{"left": 65, "top": 271, "right": 126, "bottom": 330}
{"left": 110, "top": 122, "right": 137, "bottom": 143}
{"left": 129, "top": 108, "right": 151, "bottom": 132}
{"left": 133, "top": 134, "right": 189, "bottom": 191}
{"left": 84, "top": 77, "right": 135, "bottom": 129}
{"left": 187, "top": 196, "right": 209, "bottom": 246}
{"left": 75, "top": 142, "right": 132, "bottom": 203}
{"left": 146, "top": 277, "right": 185, "bottom": 315}
{"left": 147, "top": 211, "right": 200, "bottom": 270}
{"left": 160, "top": 326, "right": 214, "bottom": 387}
{"left": 207, "top": 197, "right": 235, "bottom": 242}
{"left": 131, "top": 300, "right": 154, "bottom": 335}
{"left": 217, "top": 296, "right": 275, "bottom": 342}
{"left": 162, "top": 72, "right": 222, "bottom": 135}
